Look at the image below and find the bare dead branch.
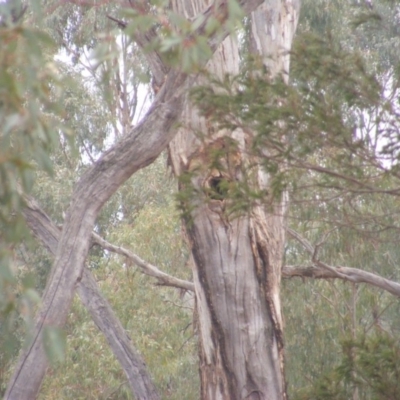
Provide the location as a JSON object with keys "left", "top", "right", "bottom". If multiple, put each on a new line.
{"left": 107, "top": 14, "right": 127, "bottom": 29}
{"left": 23, "top": 193, "right": 193, "bottom": 291}
{"left": 286, "top": 228, "right": 400, "bottom": 297}
{"left": 282, "top": 265, "right": 339, "bottom": 279}
{"left": 107, "top": 5, "right": 168, "bottom": 89}
{"left": 91, "top": 233, "right": 195, "bottom": 291}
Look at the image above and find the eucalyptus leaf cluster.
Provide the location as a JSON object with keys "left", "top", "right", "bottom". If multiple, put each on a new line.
{"left": 118, "top": 0, "right": 244, "bottom": 72}
{"left": 0, "top": 0, "right": 74, "bottom": 370}
{"left": 191, "top": 24, "right": 399, "bottom": 221}
{"left": 293, "top": 333, "right": 400, "bottom": 400}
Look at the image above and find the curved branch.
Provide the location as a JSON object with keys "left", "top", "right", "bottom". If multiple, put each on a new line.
{"left": 23, "top": 194, "right": 194, "bottom": 292}
{"left": 286, "top": 228, "right": 400, "bottom": 297}
{"left": 92, "top": 233, "right": 194, "bottom": 292}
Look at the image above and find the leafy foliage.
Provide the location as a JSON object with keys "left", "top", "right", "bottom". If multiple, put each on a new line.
{"left": 191, "top": 4, "right": 400, "bottom": 230}
{"left": 0, "top": 0, "right": 72, "bottom": 367}
{"left": 293, "top": 333, "right": 400, "bottom": 400}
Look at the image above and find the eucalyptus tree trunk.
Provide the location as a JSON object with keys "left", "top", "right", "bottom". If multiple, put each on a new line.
{"left": 168, "top": 0, "right": 300, "bottom": 398}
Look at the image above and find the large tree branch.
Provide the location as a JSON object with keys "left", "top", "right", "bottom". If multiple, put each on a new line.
{"left": 22, "top": 195, "right": 161, "bottom": 400}
{"left": 92, "top": 233, "right": 195, "bottom": 291}
{"left": 23, "top": 193, "right": 194, "bottom": 292}
{"left": 286, "top": 228, "right": 400, "bottom": 297}
{"left": 5, "top": 0, "right": 264, "bottom": 398}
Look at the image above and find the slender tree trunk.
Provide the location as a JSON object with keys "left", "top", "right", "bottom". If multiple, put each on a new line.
{"left": 168, "top": 0, "right": 300, "bottom": 398}
{"left": 4, "top": 72, "right": 186, "bottom": 399}
{"left": 22, "top": 196, "right": 161, "bottom": 400}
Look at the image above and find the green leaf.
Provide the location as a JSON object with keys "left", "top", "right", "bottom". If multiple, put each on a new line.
{"left": 159, "top": 36, "right": 182, "bottom": 53}
{"left": 0, "top": 70, "right": 17, "bottom": 93}
{"left": 21, "top": 167, "right": 35, "bottom": 193}
{"left": 21, "top": 29, "right": 43, "bottom": 59}
{"left": 0, "top": 258, "right": 14, "bottom": 281}
{"left": 3, "top": 114, "right": 23, "bottom": 135}
{"left": 227, "top": 0, "right": 244, "bottom": 20}
{"left": 43, "top": 326, "right": 66, "bottom": 365}
{"left": 182, "top": 49, "right": 192, "bottom": 72}
{"left": 22, "top": 289, "right": 41, "bottom": 314}
{"left": 125, "top": 15, "right": 155, "bottom": 35}
{"left": 191, "top": 14, "right": 206, "bottom": 32}
{"left": 204, "top": 16, "right": 221, "bottom": 36}
{"left": 21, "top": 274, "right": 37, "bottom": 290}
{"left": 120, "top": 8, "right": 139, "bottom": 18}
{"left": 34, "top": 146, "right": 54, "bottom": 176}
{"left": 195, "top": 36, "right": 212, "bottom": 60}
{"left": 168, "top": 12, "right": 190, "bottom": 30}
{"left": 30, "top": 0, "right": 44, "bottom": 19}
{"left": 30, "top": 29, "right": 55, "bottom": 48}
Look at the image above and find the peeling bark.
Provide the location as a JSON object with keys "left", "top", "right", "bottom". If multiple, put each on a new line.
{"left": 168, "top": 0, "right": 300, "bottom": 398}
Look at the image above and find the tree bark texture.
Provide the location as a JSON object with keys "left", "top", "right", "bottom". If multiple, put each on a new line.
{"left": 168, "top": 0, "right": 300, "bottom": 399}
{"left": 5, "top": 70, "right": 186, "bottom": 400}
{"left": 5, "top": 0, "right": 264, "bottom": 397}
{"left": 22, "top": 196, "right": 161, "bottom": 400}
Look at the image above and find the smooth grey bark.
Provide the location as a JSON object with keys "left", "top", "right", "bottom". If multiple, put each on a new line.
{"left": 22, "top": 195, "right": 161, "bottom": 400}
{"left": 5, "top": 0, "right": 264, "bottom": 398}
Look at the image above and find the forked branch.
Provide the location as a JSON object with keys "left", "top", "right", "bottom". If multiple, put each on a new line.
{"left": 24, "top": 194, "right": 194, "bottom": 291}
